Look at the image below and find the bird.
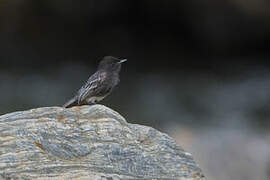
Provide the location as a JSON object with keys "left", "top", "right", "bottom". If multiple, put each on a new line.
{"left": 63, "top": 56, "right": 127, "bottom": 108}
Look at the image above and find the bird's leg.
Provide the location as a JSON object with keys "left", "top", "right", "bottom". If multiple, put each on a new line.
{"left": 88, "top": 102, "right": 96, "bottom": 105}
{"left": 85, "top": 98, "right": 96, "bottom": 105}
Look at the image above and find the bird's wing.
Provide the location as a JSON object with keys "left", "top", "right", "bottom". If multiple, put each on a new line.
{"left": 77, "top": 71, "right": 107, "bottom": 103}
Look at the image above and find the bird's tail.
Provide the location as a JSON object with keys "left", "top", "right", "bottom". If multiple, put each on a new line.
{"left": 63, "top": 96, "right": 78, "bottom": 108}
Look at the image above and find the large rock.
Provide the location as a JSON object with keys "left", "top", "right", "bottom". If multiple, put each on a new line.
{"left": 0, "top": 105, "right": 206, "bottom": 180}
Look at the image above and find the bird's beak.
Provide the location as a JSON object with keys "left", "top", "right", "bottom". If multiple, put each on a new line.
{"left": 119, "top": 59, "right": 127, "bottom": 63}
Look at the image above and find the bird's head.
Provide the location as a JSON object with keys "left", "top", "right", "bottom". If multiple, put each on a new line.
{"left": 98, "top": 56, "right": 127, "bottom": 73}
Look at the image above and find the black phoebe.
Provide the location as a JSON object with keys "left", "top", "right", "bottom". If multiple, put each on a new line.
{"left": 63, "top": 56, "right": 127, "bottom": 108}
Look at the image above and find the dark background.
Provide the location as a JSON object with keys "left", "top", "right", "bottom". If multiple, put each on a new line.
{"left": 1, "top": 1, "right": 270, "bottom": 179}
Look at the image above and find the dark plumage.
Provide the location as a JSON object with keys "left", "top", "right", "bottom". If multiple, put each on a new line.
{"left": 63, "top": 56, "right": 127, "bottom": 108}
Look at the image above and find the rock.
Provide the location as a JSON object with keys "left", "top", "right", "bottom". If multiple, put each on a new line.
{"left": 0, "top": 105, "right": 206, "bottom": 180}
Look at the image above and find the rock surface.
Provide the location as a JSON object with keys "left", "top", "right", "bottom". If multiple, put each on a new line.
{"left": 0, "top": 105, "right": 206, "bottom": 180}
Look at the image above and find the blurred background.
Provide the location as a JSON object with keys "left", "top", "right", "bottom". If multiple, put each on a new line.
{"left": 1, "top": 0, "right": 270, "bottom": 179}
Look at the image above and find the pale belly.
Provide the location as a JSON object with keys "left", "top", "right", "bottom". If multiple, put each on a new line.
{"left": 86, "top": 96, "right": 105, "bottom": 104}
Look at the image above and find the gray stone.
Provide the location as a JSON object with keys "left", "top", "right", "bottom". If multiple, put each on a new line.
{"left": 0, "top": 105, "right": 206, "bottom": 180}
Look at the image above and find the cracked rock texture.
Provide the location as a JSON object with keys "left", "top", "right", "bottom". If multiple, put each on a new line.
{"left": 0, "top": 105, "right": 206, "bottom": 180}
